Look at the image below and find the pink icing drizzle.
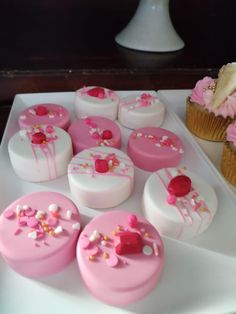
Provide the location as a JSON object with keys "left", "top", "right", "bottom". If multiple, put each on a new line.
{"left": 156, "top": 168, "right": 212, "bottom": 239}
{"left": 26, "top": 126, "right": 58, "bottom": 180}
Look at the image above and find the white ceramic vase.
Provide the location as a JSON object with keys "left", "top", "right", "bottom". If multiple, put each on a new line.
{"left": 115, "top": 0, "right": 184, "bottom": 52}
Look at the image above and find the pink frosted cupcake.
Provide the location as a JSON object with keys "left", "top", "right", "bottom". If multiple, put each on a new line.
{"left": 221, "top": 121, "right": 236, "bottom": 186}
{"left": 186, "top": 63, "right": 236, "bottom": 141}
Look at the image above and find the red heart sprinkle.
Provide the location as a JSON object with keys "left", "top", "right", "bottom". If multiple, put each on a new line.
{"left": 95, "top": 159, "right": 109, "bottom": 173}
{"left": 87, "top": 87, "right": 105, "bottom": 99}
{"left": 31, "top": 132, "right": 47, "bottom": 144}
{"left": 102, "top": 130, "right": 113, "bottom": 140}
{"left": 115, "top": 231, "right": 143, "bottom": 255}
{"left": 35, "top": 105, "right": 49, "bottom": 116}
{"left": 167, "top": 175, "right": 192, "bottom": 197}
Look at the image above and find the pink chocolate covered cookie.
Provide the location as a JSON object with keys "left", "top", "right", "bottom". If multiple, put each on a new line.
{"left": 68, "top": 116, "right": 121, "bottom": 154}
{"left": 0, "top": 191, "right": 81, "bottom": 278}
{"left": 74, "top": 86, "right": 120, "bottom": 120}
{"left": 128, "top": 127, "right": 184, "bottom": 171}
{"left": 77, "top": 210, "right": 164, "bottom": 305}
{"left": 18, "top": 103, "right": 70, "bottom": 130}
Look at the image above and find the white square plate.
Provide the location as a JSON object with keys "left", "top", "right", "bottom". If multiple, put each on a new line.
{"left": 0, "top": 90, "right": 236, "bottom": 314}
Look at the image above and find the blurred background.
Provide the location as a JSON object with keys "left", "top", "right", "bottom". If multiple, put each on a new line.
{"left": 0, "top": 0, "right": 235, "bottom": 137}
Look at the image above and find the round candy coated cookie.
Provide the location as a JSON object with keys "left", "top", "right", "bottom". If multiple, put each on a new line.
{"left": 18, "top": 103, "right": 70, "bottom": 130}
{"left": 142, "top": 167, "right": 218, "bottom": 240}
{"left": 68, "top": 116, "right": 121, "bottom": 154}
{"left": 118, "top": 92, "right": 165, "bottom": 129}
{"left": 74, "top": 86, "right": 120, "bottom": 120}
{"left": 76, "top": 210, "right": 164, "bottom": 305}
{"left": 0, "top": 191, "right": 81, "bottom": 278}
{"left": 128, "top": 127, "right": 184, "bottom": 171}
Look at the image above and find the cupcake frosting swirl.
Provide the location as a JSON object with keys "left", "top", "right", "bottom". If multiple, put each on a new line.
{"left": 226, "top": 121, "right": 236, "bottom": 146}
{"left": 190, "top": 76, "right": 236, "bottom": 118}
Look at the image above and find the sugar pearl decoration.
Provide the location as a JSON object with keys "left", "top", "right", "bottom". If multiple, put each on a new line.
{"left": 48, "top": 204, "right": 59, "bottom": 212}
{"left": 143, "top": 245, "right": 153, "bottom": 256}
{"left": 28, "top": 231, "right": 37, "bottom": 240}
{"left": 54, "top": 226, "right": 63, "bottom": 235}
{"left": 72, "top": 222, "right": 81, "bottom": 230}
{"left": 89, "top": 229, "right": 100, "bottom": 242}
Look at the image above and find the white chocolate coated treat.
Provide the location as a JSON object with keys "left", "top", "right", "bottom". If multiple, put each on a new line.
{"left": 8, "top": 125, "right": 73, "bottom": 182}
{"left": 142, "top": 168, "right": 217, "bottom": 240}
{"left": 118, "top": 92, "right": 165, "bottom": 129}
{"left": 74, "top": 86, "right": 120, "bottom": 120}
{"left": 68, "top": 147, "right": 134, "bottom": 208}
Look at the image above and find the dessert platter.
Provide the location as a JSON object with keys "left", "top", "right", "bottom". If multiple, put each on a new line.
{"left": 0, "top": 86, "right": 236, "bottom": 314}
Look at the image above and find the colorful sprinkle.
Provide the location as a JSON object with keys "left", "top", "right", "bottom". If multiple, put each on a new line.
{"left": 66, "top": 210, "right": 72, "bottom": 219}
{"left": 143, "top": 245, "right": 153, "bottom": 256}
{"left": 54, "top": 226, "right": 63, "bottom": 235}
{"left": 153, "top": 242, "right": 159, "bottom": 256}
{"left": 72, "top": 222, "right": 81, "bottom": 230}
{"left": 27, "top": 217, "right": 39, "bottom": 228}
{"left": 127, "top": 214, "right": 138, "bottom": 228}
{"left": 4, "top": 210, "right": 15, "bottom": 219}
{"left": 48, "top": 203, "right": 59, "bottom": 212}
{"left": 106, "top": 253, "right": 119, "bottom": 267}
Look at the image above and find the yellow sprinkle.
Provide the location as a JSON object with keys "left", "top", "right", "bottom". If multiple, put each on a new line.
{"left": 116, "top": 225, "right": 123, "bottom": 231}
{"left": 200, "top": 207, "right": 207, "bottom": 212}
{"left": 144, "top": 232, "right": 149, "bottom": 237}
{"left": 103, "top": 252, "right": 109, "bottom": 259}
{"left": 112, "top": 231, "right": 116, "bottom": 236}
{"left": 49, "top": 230, "right": 55, "bottom": 236}
{"left": 89, "top": 255, "right": 95, "bottom": 261}
{"left": 43, "top": 227, "right": 49, "bottom": 232}
{"left": 103, "top": 235, "right": 109, "bottom": 241}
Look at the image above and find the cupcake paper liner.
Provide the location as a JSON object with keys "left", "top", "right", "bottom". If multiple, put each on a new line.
{"left": 221, "top": 140, "right": 236, "bottom": 187}
{"left": 186, "top": 97, "right": 234, "bottom": 142}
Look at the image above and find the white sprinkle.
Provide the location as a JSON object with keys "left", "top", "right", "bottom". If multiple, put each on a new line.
{"left": 162, "top": 135, "right": 168, "bottom": 140}
{"left": 35, "top": 210, "right": 46, "bottom": 219}
{"left": 101, "top": 240, "right": 106, "bottom": 246}
{"left": 103, "top": 140, "right": 109, "bottom": 145}
{"left": 54, "top": 226, "right": 63, "bottom": 235}
{"left": 179, "top": 148, "right": 184, "bottom": 154}
{"left": 48, "top": 114, "right": 55, "bottom": 118}
{"left": 155, "top": 143, "right": 161, "bottom": 147}
{"left": 66, "top": 210, "right": 72, "bottom": 220}
{"left": 108, "top": 160, "right": 113, "bottom": 166}
{"left": 153, "top": 242, "right": 159, "bottom": 256}
{"left": 19, "top": 115, "right": 26, "bottom": 120}
{"left": 172, "top": 147, "right": 178, "bottom": 151}
{"left": 143, "top": 245, "right": 153, "bottom": 256}
{"left": 19, "top": 130, "right": 28, "bottom": 139}
{"left": 137, "top": 133, "right": 142, "bottom": 137}
{"left": 28, "top": 231, "right": 37, "bottom": 240}
{"left": 100, "top": 142, "right": 105, "bottom": 146}
{"left": 48, "top": 204, "right": 59, "bottom": 212}
{"left": 16, "top": 204, "right": 23, "bottom": 215}
{"left": 190, "top": 199, "right": 196, "bottom": 206}
{"left": 72, "top": 222, "right": 81, "bottom": 231}
{"left": 28, "top": 109, "right": 36, "bottom": 115}
{"left": 22, "top": 205, "right": 29, "bottom": 210}
{"left": 89, "top": 229, "right": 100, "bottom": 241}
{"left": 119, "top": 162, "right": 126, "bottom": 170}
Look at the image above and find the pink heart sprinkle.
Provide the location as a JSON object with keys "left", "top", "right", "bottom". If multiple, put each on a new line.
{"left": 25, "top": 208, "right": 36, "bottom": 217}
{"left": 106, "top": 253, "right": 119, "bottom": 267}
{"left": 4, "top": 210, "right": 15, "bottom": 219}
{"left": 27, "top": 217, "right": 39, "bottom": 228}
{"left": 86, "top": 246, "right": 99, "bottom": 256}
{"left": 47, "top": 217, "right": 58, "bottom": 227}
